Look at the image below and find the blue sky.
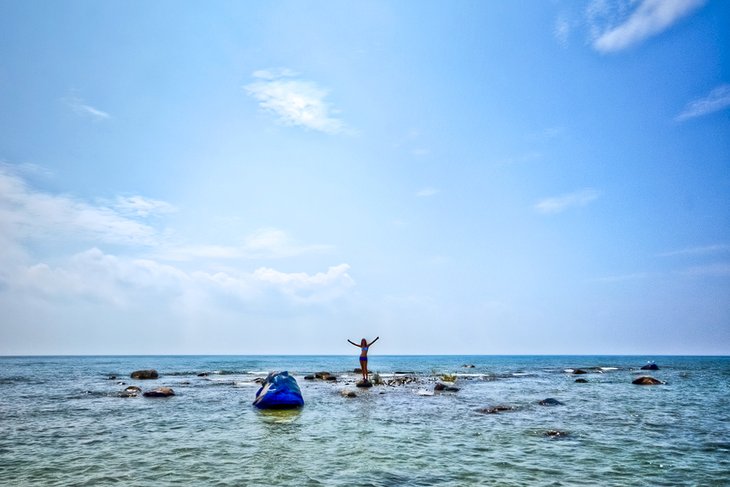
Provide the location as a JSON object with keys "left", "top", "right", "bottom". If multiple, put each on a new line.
{"left": 0, "top": 0, "right": 728, "bottom": 355}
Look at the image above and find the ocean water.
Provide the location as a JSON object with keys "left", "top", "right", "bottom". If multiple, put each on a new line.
{"left": 1, "top": 355, "right": 729, "bottom": 486}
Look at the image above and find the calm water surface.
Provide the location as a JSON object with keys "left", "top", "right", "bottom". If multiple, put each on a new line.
{"left": 1, "top": 355, "right": 729, "bottom": 486}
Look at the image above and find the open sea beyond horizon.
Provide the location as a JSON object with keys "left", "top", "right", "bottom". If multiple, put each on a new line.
{"left": 1, "top": 355, "right": 729, "bottom": 486}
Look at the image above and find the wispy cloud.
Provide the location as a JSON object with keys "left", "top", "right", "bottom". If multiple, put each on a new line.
{"left": 114, "top": 196, "right": 177, "bottom": 217}
{"left": 675, "top": 84, "right": 730, "bottom": 121}
{"left": 658, "top": 244, "right": 730, "bottom": 257}
{"left": 680, "top": 263, "right": 730, "bottom": 277}
{"left": 63, "top": 95, "right": 111, "bottom": 121}
{"left": 0, "top": 166, "right": 157, "bottom": 246}
{"left": 589, "top": 272, "right": 649, "bottom": 283}
{"left": 589, "top": 0, "right": 705, "bottom": 53}
{"left": 159, "top": 228, "right": 332, "bottom": 262}
{"left": 534, "top": 188, "right": 601, "bottom": 214}
{"left": 554, "top": 17, "right": 571, "bottom": 47}
{"left": 416, "top": 187, "right": 440, "bottom": 197}
{"left": 244, "top": 69, "right": 347, "bottom": 134}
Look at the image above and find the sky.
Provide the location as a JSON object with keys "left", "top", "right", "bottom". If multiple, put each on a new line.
{"left": 0, "top": 0, "right": 728, "bottom": 355}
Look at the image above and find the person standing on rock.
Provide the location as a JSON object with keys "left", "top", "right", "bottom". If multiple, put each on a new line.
{"left": 348, "top": 337, "right": 379, "bottom": 382}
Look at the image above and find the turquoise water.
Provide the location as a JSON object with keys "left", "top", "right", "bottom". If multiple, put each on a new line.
{"left": 1, "top": 355, "right": 729, "bottom": 486}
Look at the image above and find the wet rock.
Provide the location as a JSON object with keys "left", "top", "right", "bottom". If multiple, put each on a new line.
{"left": 477, "top": 405, "right": 515, "bottom": 414}
{"left": 641, "top": 363, "right": 659, "bottom": 371}
{"left": 314, "top": 371, "right": 333, "bottom": 380}
{"left": 108, "top": 375, "right": 117, "bottom": 380}
{"left": 386, "top": 376, "right": 416, "bottom": 386}
{"left": 304, "top": 375, "right": 315, "bottom": 380}
{"left": 125, "top": 385, "right": 142, "bottom": 393}
{"left": 573, "top": 369, "right": 588, "bottom": 375}
{"left": 354, "top": 368, "right": 362, "bottom": 373}
{"left": 544, "top": 430, "right": 570, "bottom": 438}
{"left": 575, "top": 378, "right": 589, "bottom": 383}
{"left": 462, "top": 364, "right": 476, "bottom": 368}
{"left": 434, "top": 382, "right": 460, "bottom": 392}
{"left": 130, "top": 370, "right": 158, "bottom": 380}
{"left": 632, "top": 376, "right": 663, "bottom": 385}
{"left": 539, "top": 398, "right": 564, "bottom": 406}
{"left": 197, "top": 372, "right": 209, "bottom": 377}
{"left": 143, "top": 387, "right": 175, "bottom": 397}
{"left": 356, "top": 379, "right": 372, "bottom": 388}
{"left": 394, "top": 371, "right": 416, "bottom": 375}
{"left": 340, "top": 390, "right": 357, "bottom": 398}
{"left": 325, "top": 376, "right": 337, "bottom": 382}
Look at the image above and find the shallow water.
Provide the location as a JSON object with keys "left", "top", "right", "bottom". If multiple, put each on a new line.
{"left": 1, "top": 355, "right": 728, "bottom": 486}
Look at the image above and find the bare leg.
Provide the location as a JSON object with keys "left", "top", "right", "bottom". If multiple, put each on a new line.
{"left": 360, "top": 359, "right": 367, "bottom": 381}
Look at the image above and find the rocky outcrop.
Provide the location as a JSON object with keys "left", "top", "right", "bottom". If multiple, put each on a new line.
{"left": 143, "top": 387, "right": 175, "bottom": 397}
{"left": 641, "top": 363, "right": 659, "bottom": 370}
{"left": 632, "top": 376, "right": 663, "bottom": 385}
{"left": 573, "top": 369, "right": 588, "bottom": 375}
{"left": 130, "top": 370, "right": 158, "bottom": 380}
{"left": 539, "top": 398, "right": 564, "bottom": 406}
{"left": 356, "top": 379, "right": 372, "bottom": 388}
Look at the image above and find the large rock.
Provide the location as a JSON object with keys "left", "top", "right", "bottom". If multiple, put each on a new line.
{"left": 131, "top": 370, "right": 158, "bottom": 380}
{"left": 641, "top": 363, "right": 659, "bottom": 371}
{"left": 573, "top": 369, "right": 588, "bottom": 375}
{"left": 253, "top": 371, "right": 304, "bottom": 409}
{"left": 356, "top": 379, "right": 372, "bottom": 388}
{"left": 143, "top": 387, "right": 175, "bottom": 397}
{"left": 632, "top": 376, "right": 663, "bottom": 385}
{"left": 434, "top": 382, "right": 460, "bottom": 392}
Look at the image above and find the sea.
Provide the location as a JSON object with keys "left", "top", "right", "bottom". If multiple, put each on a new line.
{"left": 1, "top": 355, "right": 728, "bottom": 486}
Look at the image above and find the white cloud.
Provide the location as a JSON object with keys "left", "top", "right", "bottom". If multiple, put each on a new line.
{"left": 590, "top": 0, "right": 705, "bottom": 53}
{"left": 158, "top": 228, "right": 332, "bottom": 262}
{"left": 590, "top": 272, "right": 649, "bottom": 283}
{"left": 534, "top": 188, "right": 600, "bottom": 214}
{"left": 115, "top": 195, "right": 177, "bottom": 217}
{"left": 63, "top": 95, "right": 111, "bottom": 121}
{"left": 0, "top": 167, "right": 158, "bottom": 246}
{"left": 416, "top": 187, "right": 440, "bottom": 197}
{"left": 675, "top": 84, "right": 730, "bottom": 121}
{"left": 680, "top": 263, "right": 730, "bottom": 277}
{"left": 245, "top": 70, "right": 346, "bottom": 134}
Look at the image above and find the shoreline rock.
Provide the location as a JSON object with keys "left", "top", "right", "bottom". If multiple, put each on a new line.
{"left": 143, "top": 387, "right": 175, "bottom": 397}
{"left": 632, "top": 376, "right": 663, "bottom": 385}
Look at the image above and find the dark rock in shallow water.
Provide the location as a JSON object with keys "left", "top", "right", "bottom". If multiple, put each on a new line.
{"left": 354, "top": 368, "right": 362, "bottom": 373}
{"left": 632, "top": 376, "right": 663, "bottom": 385}
{"left": 356, "top": 379, "right": 373, "bottom": 388}
{"left": 253, "top": 371, "right": 303, "bottom": 409}
{"left": 131, "top": 370, "right": 158, "bottom": 380}
{"left": 125, "top": 386, "right": 141, "bottom": 393}
{"left": 575, "top": 378, "right": 589, "bottom": 383}
{"left": 544, "top": 430, "right": 570, "bottom": 438}
{"left": 477, "top": 405, "right": 515, "bottom": 414}
{"left": 304, "top": 375, "right": 315, "bottom": 380}
{"left": 573, "top": 369, "right": 588, "bottom": 375}
{"left": 394, "top": 371, "right": 415, "bottom": 375}
{"left": 340, "top": 390, "right": 357, "bottom": 398}
{"left": 434, "top": 382, "right": 460, "bottom": 392}
{"left": 197, "top": 372, "right": 209, "bottom": 377}
{"left": 314, "top": 371, "right": 334, "bottom": 380}
{"left": 462, "top": 364, "right": 476, "bottom": 368}
{"left": 143, "top": 387, "right": 174, "bottom": 397}
{"left": 539, "top": 398, "right": 564, "bottom": 406}
{"left": 641, "top": 363, "right": 659, "bottom": 371}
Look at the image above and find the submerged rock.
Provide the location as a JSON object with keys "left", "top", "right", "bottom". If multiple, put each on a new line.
{"left": 641, "top": 363, "right": 659, "bottom": 371}
{"left": 253, "top": 371, "right": 304, "bottom": 409}
{"left": 340, "top": 390, "right": 357, "bottom": 398}
{"left": 539, "top": 398, "right": 564, "bottom": 406}
{"left": 544, "top": 430, "right": 570, "bottom": 438}
{"left": 434, "top": 382, "right": 460, "bottom": 392}
{"left": 575, "top": 378, "right": 589, "bottom": 383}
{"left": 573, "top": 369, "right": 588, "bottom": 375}
{"left": 143, "top": 387, "right": 175, "bottom": 397}
{"left": 356, "top": 379, "right": 373, "bottom": 388}
{"left": 632, "top": 376, "right": 663, "bottom": 385}
{"left": 462, "top": 364, "right": 476, "bottom": 368}
{"left": 477, "top": 405, "right": 515, "bottom": 414}
{"left": 131, "top": 370, "right": 158, "bottom": 380}
{"left": 314, "top": 371, "right": 333, "bottom": 380}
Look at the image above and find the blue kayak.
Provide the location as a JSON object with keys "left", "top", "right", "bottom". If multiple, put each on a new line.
{"left": 253, "top": 371, "right": 304, "bottom": 409}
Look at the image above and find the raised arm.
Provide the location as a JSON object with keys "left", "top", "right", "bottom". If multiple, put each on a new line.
{"left": 347, "top": 339, "right": 360, "bottom": 347}
{"left": 368, "top": 336, "right": 380, "bottom": 347}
